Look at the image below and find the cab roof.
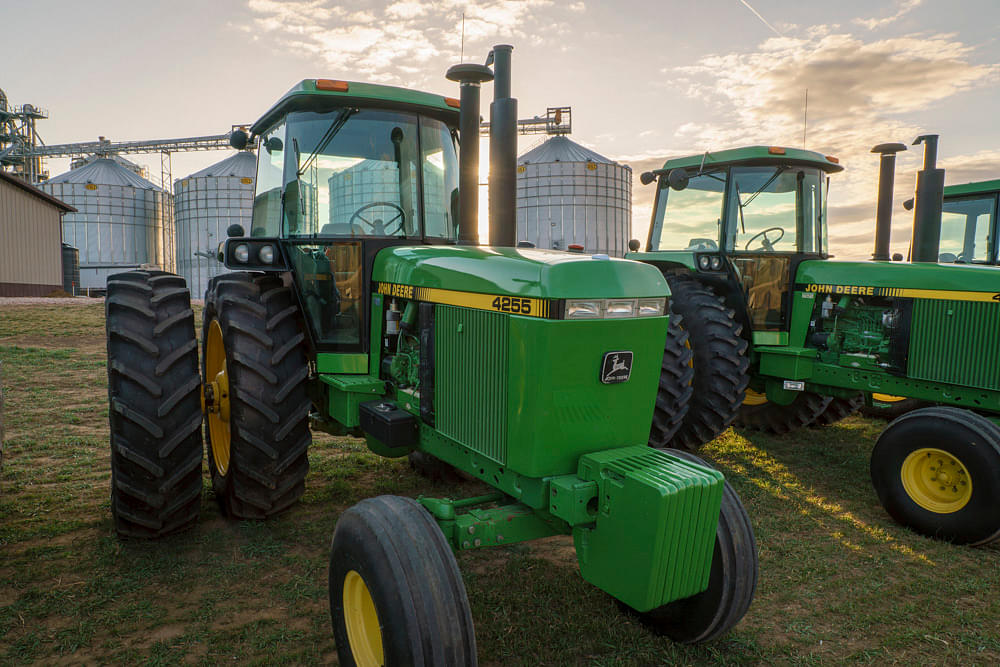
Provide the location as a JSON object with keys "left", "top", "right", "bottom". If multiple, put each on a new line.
{"left": 943, "top": 178, "right": 1000, "bottom": 197}
{"left": 655, "top": 145, "right": 844, "bottom": 175}
{"left": 250, "top": 79, "right": 460, "bottom": 136}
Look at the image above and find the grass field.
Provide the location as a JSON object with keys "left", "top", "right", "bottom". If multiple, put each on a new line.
{"left": 1, "top": 301, "right": 998, "bottom": 665}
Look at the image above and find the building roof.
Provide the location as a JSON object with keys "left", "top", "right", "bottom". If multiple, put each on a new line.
{"left": 0, "top": 171, "right": 77, "bottom": 212}
{"left": 185, "top": 151, "right": 257, "bottom": 179}
{"left": 45, "top": 157, "right": 163, "bottom": 190}
{"left": 518, "top": 135, "right": 616, "bottom": 165}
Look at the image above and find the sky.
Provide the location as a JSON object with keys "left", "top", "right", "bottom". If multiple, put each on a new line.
{"left": 3, "top": 0, "right": 999, "bottom": 258}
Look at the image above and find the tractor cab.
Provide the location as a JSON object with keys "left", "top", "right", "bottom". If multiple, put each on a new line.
{"left": 935, "top": 179, "right": 999, "bottom": 264}
{"left": 226, "top": 79, "right": 461, "bottom": 366}
{"left": 634, "top": 146, "right": 843, "bottom": 340}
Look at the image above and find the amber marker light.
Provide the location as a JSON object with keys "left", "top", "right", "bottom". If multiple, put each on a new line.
{"left": 825, "top": 155, "right": 840, "bottom": 163}
{"left": 444, "top": 97, "right": 461, "bottom": 108}
{"left": 316, "top": 79, "right": 349, "bottom": 92}
{"left": 768, "top": 146, "right": 786, "bottom": 155}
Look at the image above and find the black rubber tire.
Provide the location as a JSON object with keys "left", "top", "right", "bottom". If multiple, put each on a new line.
{"left": 870, "top": 407, "right": 1000, "bottom": 546}
{"left": 203, "top": 272, "right": 311, "bottom": 519}
{"left": 105, "top": 270, "right": 203, "bottom": 538}
{"left": 648, "top": 313, "right": 694, "bottom": 447}
{"left": 633, "top": 449, "right": 758, "bottom": 644}
{"left": 736, "top": 391, "right": 832, "bottom": 435}
{"left": 861, "top": 395, "right": 928, "bottom": 420}
{"left": 663, "top": 276, "right": 749, "bottom": 450}
{"left": 407, "top": 451, "right": 470, "bottom": 484}
{"left": 329, "top": 495, "right": 477, "bottom": 666}
{"left": 810, "top": 394, "right": 864, "bottom": 427}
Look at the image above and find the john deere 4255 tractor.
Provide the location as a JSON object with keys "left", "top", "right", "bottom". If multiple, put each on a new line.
{"left": 104, "top": 46, "right": 758, "bottom": 663}
{"left": 628, "top": 137, "right": 1000, "bottom": 546}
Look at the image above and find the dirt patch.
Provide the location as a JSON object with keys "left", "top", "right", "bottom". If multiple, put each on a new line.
{"left": 0, "top": 334, "right": 106, "bottom": 354}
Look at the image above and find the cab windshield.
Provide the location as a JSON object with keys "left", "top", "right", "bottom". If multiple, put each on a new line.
{"left": 252, "top": 108, "right": 459, "bottom": 241}
{"left": 939, "top": 193, "right": 996, "bottom": 263}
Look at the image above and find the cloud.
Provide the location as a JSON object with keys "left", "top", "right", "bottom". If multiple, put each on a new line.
{"left": 854, "top": 0, "right": 922, "bottom": 31}
{"left": 244, "top": 0, "right": 553, "bottom": 84}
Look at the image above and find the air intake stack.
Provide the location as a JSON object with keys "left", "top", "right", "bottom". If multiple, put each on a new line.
{"left": 446, "top": 62, "right": 494, "bottom": 245}
{"left": 488, "top": 45, "right": 518, "bottom": 247}
{"left": 870, "top": 142, "right": 907, "bottom": 261}
{"left": 910, "top": 134, "right": 946, "bottom": 263}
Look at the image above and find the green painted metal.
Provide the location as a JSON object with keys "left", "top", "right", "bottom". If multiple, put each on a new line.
{"left": 752, "top": 331, "right": 787, "bottom": 346}
{"left": 574, "top": 446, "right": 724, "bottom": 613}
{"left": 373, "top": 245, "right": 669, "bottom": 300}
{"left": 316, "top": 352, "right": 369, "bottom": 374}
{"left": 251, "top": 79, "right": 459, "bottom": 135}
{"left": 654, "top": 145, "right": 843, "bottom": 175}
{"left": 435, "top": 306, "right": 510, "bottom": 464}
{"left": 549, "top": 476, "right": 600, "bottom": 526}
{"left": 909, "top": 300, "right": 1000, "bottom": 391}
{"left": 624, "top": 250, "right": 699, "bottom": 271}
{"left": 420, "top": 499, "right": 565, "bottom": 550}
{"left": 795, "top": 259, "right": 1000, "bottom": 293}
{"left": 319, "top": 374, "right": 386, "bottom": 427}
{"left": 944, "top": 179, "right": 1000, "bottom": 197}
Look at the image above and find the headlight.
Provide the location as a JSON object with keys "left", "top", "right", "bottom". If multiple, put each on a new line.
{"left": 698, "top": 255, "right": 711, "bottom": 270}
{"left": 258, "top": 244, "right": 275, "bottom": 264}
{"left": 566, "top": 300, "right": 602, "bottom": 319}
{"left": 637, "top": 298, "right": 665, "bottom": 317}
{"left": 234, "top": 243, "right": 250, "bottom": 263}
{"left": 604, "top": 299, "right": 637, "bottom": 318}
{"left": 710, "top": 256, "right": 722, "bottom": 270}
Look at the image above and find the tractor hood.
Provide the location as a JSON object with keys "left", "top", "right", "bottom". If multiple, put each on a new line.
{"left": 373, "top": 246, "right": 668, "bottom": 299}
{"left": 796, "top": 260, "right": 1000, "bottom": 298}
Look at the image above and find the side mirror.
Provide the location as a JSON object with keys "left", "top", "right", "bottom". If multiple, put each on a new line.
{"left": 227, "top": 224, "right": 246, "bottom": 238}
{"left": 265, "top": 136, "right": 283, "bottom": 154}
{"left": 667, "top": 169, "right": 689, "bottom": 191}
{"left": 230, "top": 129, "right": 249, "bottom": 150}
{"left": 892, "top": 253, "right": 904, "bottom": 261}
{"left": 628, "top": 239, "right": 641, "bottom": 252}
{"left": 639, "top": 171, "right": 657, "bottom": 186}
{"left": 903, "top": 198, "right": 914, "bottom": 211}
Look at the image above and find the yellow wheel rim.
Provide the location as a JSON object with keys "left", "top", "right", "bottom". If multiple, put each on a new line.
{"left": 205, "top": 319, "right": 231, "bottom": 475}
{"left": 872, "top": 393, "right": 907, "bottom": 403}
{"left": 343, "top": 570, "right": 384, "bottom": 667}
{"left": 900, "top": 447, "right": 972, "bottom": 514}
{"left": 743, "top": 388, "right": 768, "bottom": 406}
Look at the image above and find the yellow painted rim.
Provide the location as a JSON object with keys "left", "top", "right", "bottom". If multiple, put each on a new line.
{"left": 205, "top": 319, "right": 231, "bottom": 475}
{"left": 872, "top": 393, "right": 907, "bottom": 403}
{"left": 900, "top": 447, "right": 972, "bottom": 514}
{"left": 343, "top": 570, "right": 384, "bottom": 667}
{"left": 743, "top": 388, "right": 769, "bottom": 406}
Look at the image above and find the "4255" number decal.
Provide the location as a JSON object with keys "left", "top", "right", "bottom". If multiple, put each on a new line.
{"left": 491, "top": 296, "right": 532, "bottom": 314}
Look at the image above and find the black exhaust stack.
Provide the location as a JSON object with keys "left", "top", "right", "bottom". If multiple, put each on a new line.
{"left": 870, "top": 142, "right": 907, "bottom": 261}
{"left": 487, "top": 44, "right": 518, "bottom": 247}
{"left": 910, "top": 134, "right": 946, "bottom": 263}
{"left": 446, "top": 63, "right": 494, "bottom": 245}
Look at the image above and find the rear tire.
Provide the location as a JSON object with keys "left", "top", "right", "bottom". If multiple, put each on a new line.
{"left": 810, "top": 394, "right": 864, "bottom": 427}
{"left": 663, "top": 276, "right": 749, "bottom": 450}
{"left": 648, "top": 313, "right": 694, "bottom": 447}
{"left": 633, "top": 449, "right": 758, "bottom": 643}
{"left": 203, "top": 272, "right": 311, "bottom": 519}
{"left": 329, "top": 495, "right": 477, "bottom": 666}
{"left": 870, "top": 407, "right": 1000, "bottom": 545}
{"left": 736, "top": 391, "right": 832, "bottom": 435}
{"left": 106, "top": 271, "right": 203, "bottom": 538}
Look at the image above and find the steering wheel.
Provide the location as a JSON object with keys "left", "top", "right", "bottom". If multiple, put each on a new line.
{"left": 744, "top": 226, "right": 785, "bottom": 251}
{"left": 349, "top": 201, "right": 405, "bottom": 236}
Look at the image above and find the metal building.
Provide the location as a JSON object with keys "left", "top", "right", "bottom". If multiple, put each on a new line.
{"left": 0, "top": 171, "right": 75, "bottom": 296}
{"left": 40, "top": 158, "right": 174, "bottom": 291}
{"left": 516, "top": 136, "right": 631, "bottom": 256}
{"left": 174, "top": 151, "right": 255, "bottom": 297}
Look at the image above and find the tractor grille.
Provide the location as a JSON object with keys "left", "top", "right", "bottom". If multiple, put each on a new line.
{"left": 909, "top": 299, "right": 1000, "bottom": 391}
{"left": 435, "top": 305, "right": 508, "bottom": 463}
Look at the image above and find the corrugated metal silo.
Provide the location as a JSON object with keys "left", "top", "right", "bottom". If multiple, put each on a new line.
{"left": 327, "top": 160, "right": 445, "bottom": 232}
{"left": 174, "top": 151, "right": 255, "bottom": 297}
{"left": 516, "top": 136, "right": 631, "bottom": 256}
{"left": 40, "top": 158, "right": 174, "bottom": 291}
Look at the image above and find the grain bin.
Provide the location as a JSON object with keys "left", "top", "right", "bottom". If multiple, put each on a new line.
{"left": 174, "top": 151, "right": 255, "bottom": 297}
{"left": 40, "top": 158, "right": 174, "bottom": 291}
{"left": 516, "top": 136, "right": 631, "bottom": 256}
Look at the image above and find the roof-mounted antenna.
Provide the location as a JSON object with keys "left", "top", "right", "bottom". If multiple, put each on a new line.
{"left": 460, "top": 13, "right": 465, "bottom": 61}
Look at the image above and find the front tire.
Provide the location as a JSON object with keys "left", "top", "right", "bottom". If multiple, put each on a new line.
{"left": 631, "top": 449, "right": 758, "bottom": 644}
{"left": 663, "top": 276, "right": 749, "bottom": 450}
{"left": 870, "top": 407, "right": 1000, "bottom": 545}
{"left": 106, "top": 271, "right": 203, "bottom": 538}
{"left": 329, "top": 495, "right": 477, "bottom": 666}
{"left": 203, "top": 272, "right": 311, "bottom": 519}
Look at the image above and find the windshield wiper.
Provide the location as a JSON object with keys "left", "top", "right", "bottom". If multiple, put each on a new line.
{"left": 739, "top": 166, "right": 787, "bottom": 210}
{"left": 297, "top": 107, "right": 358, "bottom": 177}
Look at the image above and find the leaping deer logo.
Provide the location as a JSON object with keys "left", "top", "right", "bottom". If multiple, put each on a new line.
{"left": 609, "top": 354, "right": 628, "bottom": 375}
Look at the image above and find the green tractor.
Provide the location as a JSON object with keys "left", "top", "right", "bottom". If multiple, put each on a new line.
{"left": 628, "top": 137, "right": 1000, "bottom": 546}
{"left": 104, "top": 46, "right": 758, "bottom": 663}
